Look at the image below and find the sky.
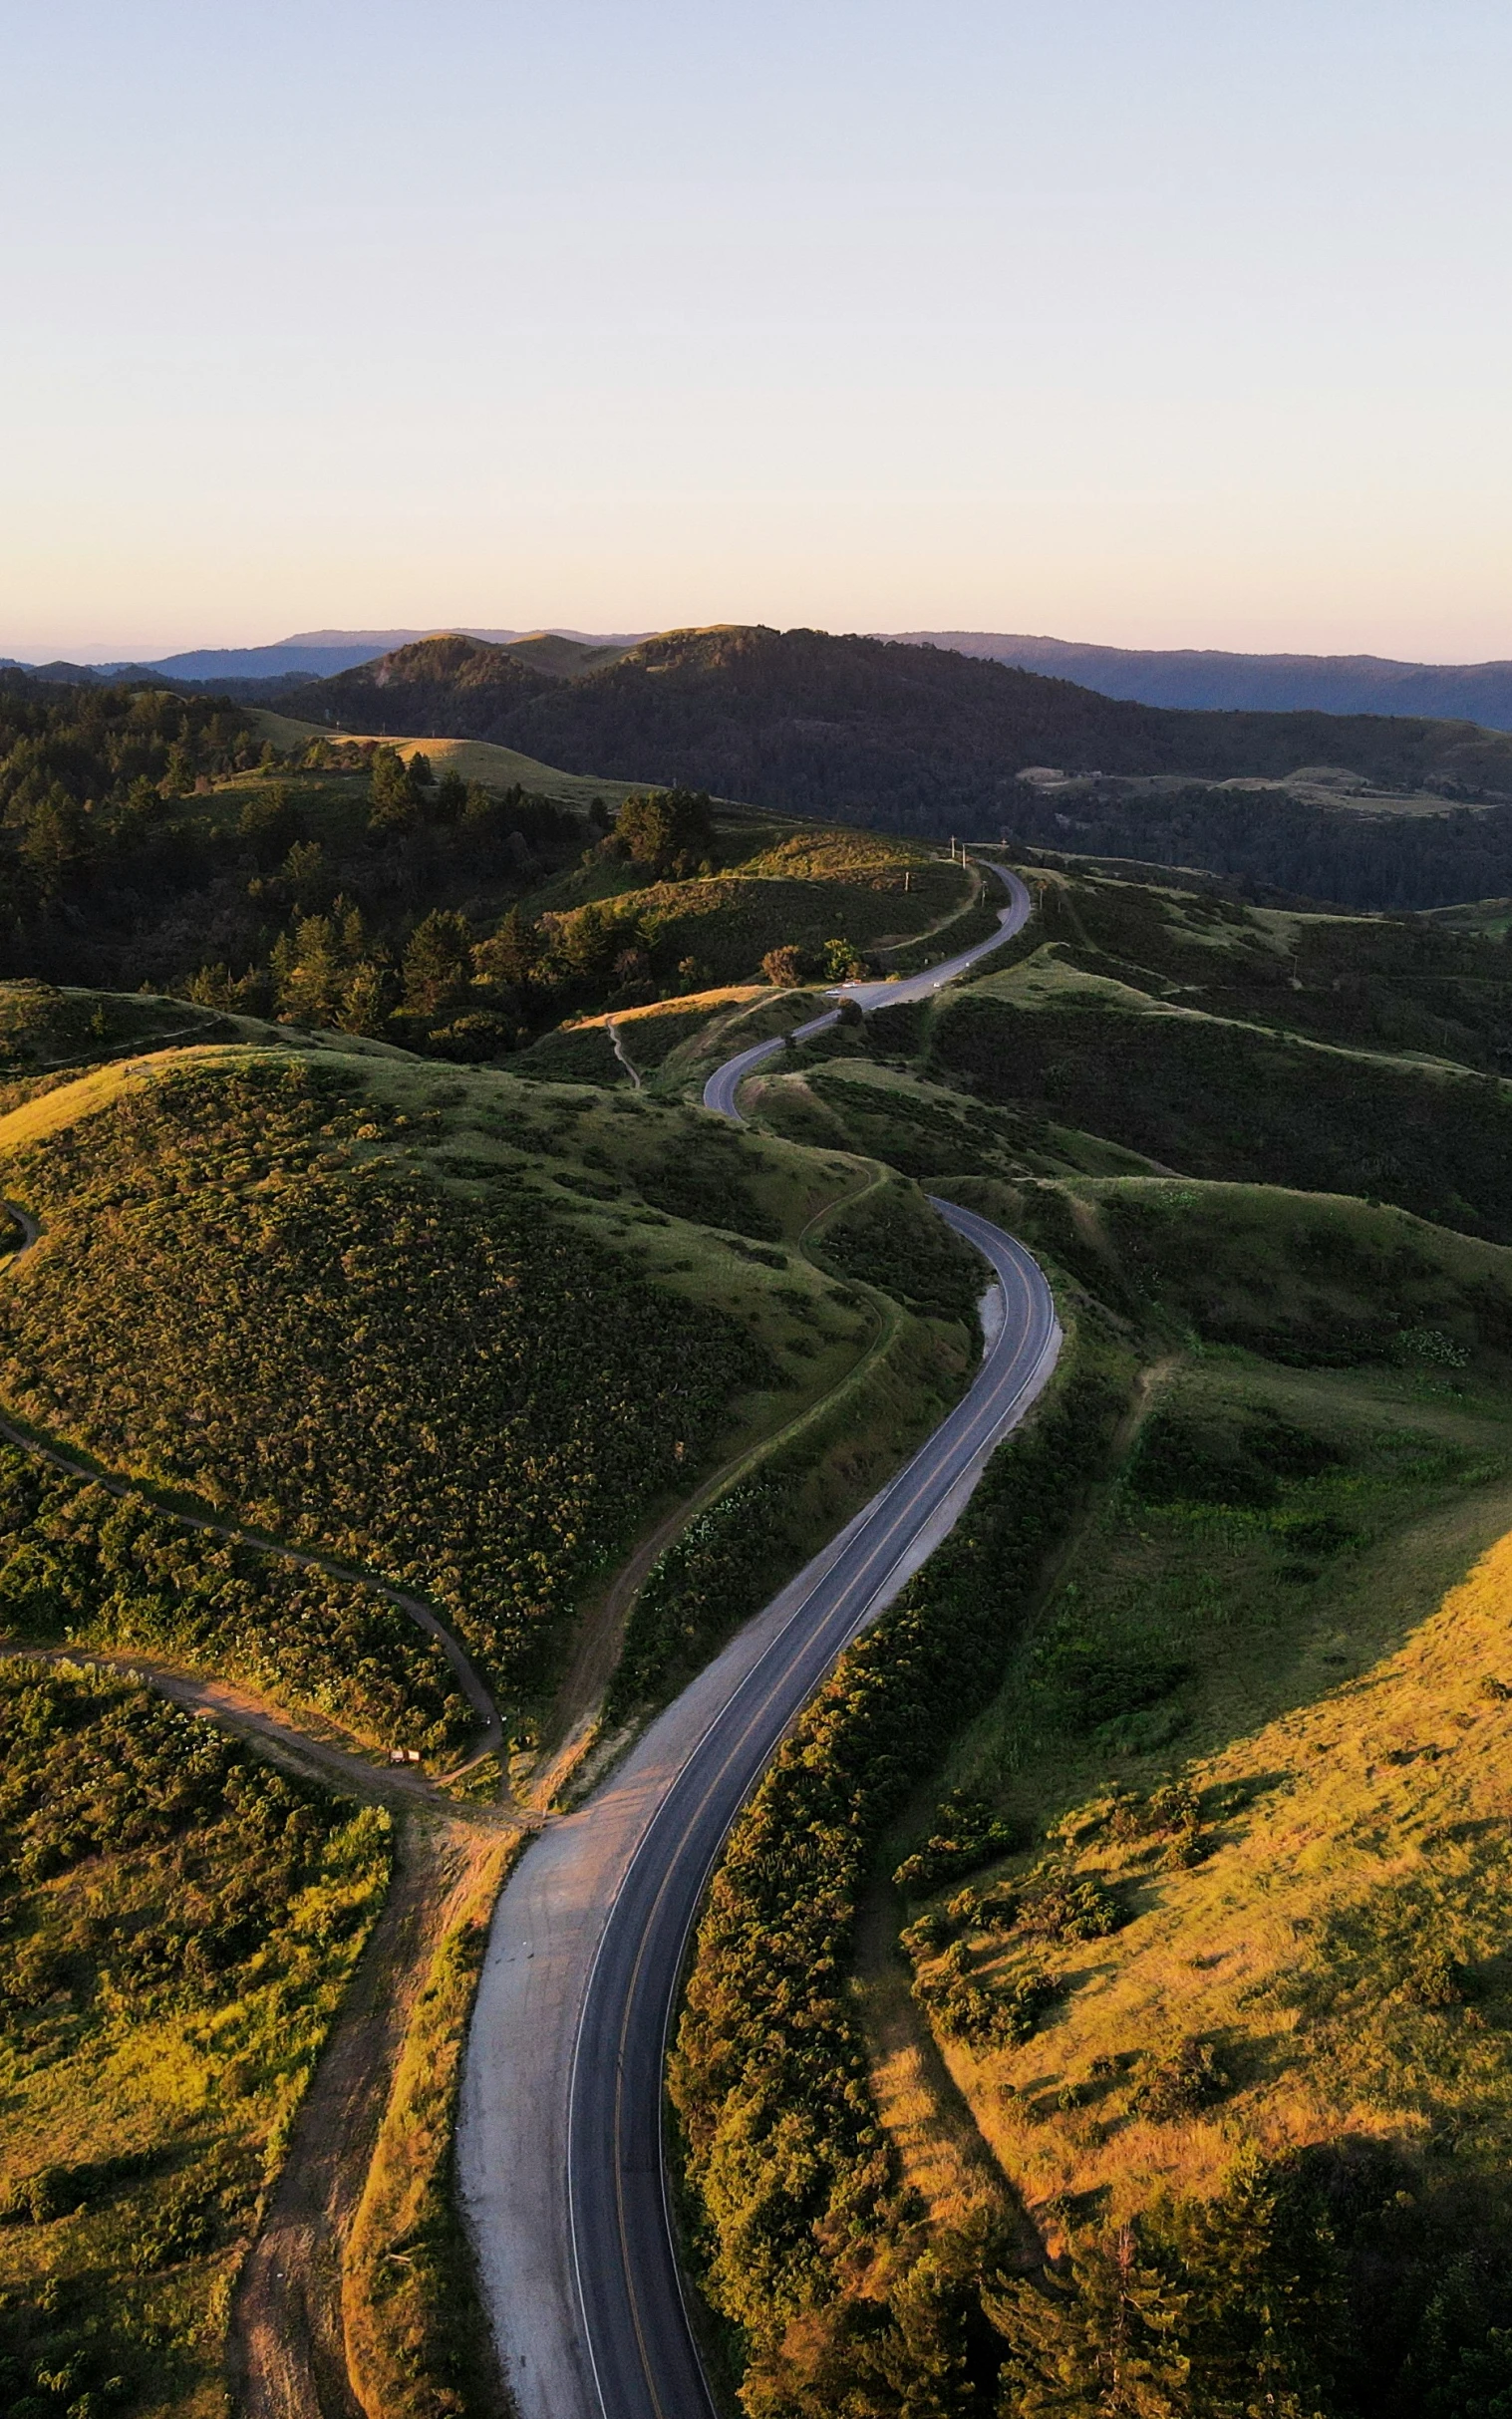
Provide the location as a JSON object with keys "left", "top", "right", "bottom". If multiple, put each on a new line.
{"left": 3, "top": 0, "right": 1510, "bottom": 664}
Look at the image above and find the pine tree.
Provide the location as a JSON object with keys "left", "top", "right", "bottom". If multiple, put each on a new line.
{"left": 988, "top": 2229, "right": 1191, "bottom": 2417}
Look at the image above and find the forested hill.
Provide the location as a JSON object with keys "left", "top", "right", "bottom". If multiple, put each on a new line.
{"left": 281, "top": 625, "right": 1512, "bottom": 837}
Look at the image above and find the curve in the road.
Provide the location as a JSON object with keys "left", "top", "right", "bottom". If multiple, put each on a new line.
{"left": 564, "top": 1204, "right": 1058, "bottom": 2419}
{"left": 461, "top": 865, "right": 1058, "bottom": 2419}
{"left": 702, "top": 860, "right": 1032, "bottom": 1123}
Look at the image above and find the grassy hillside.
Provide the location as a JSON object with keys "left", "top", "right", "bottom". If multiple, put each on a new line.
{"left": 759, "top": 867, "right": 1512, "bottom": 1244}
{"left": 0, "top": 1036, "right": 978, "bottom": 1755}
{"left": 1027, "top": 863, "right": 1512, "bottom": 1072}
{"left": 666, "top": 822, "right": 1512, "bottom": 2417}
{"left": 925, "top": 957, "right": 1512, "bottom": 1242}
{"left": 0, "top": 1658, "right": 390, "bottom": 2419}
{"left": 244, "top": 705, "right": 641, "bottom": 813}
{"left": 852, "top": 1179, "right": 1512, "bottom": 2408}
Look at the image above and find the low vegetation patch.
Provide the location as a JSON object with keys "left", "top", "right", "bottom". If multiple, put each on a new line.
{"left": 669, "top": 1337, "right": 1132, "bottom": 2408}
{"left": 0, "top": 1659, "right": 390, "bottom": 2419}
{"left": 0, "top": 1444, "right": 472, "bottom": 1760}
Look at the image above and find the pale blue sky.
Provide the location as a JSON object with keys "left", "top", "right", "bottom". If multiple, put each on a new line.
{"left": 4, "top": 1, "right": 1509, "bottom": 660}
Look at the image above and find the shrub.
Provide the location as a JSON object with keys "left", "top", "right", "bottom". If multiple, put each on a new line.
{"left": 1131, "top": 2033, "right": 1232, "bottom": 2120}
{"left": 670, "top": 1345, "right": 1129, "bottom": 2364}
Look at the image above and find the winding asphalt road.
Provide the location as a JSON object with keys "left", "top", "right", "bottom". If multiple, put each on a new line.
{"left": 459, "top": 862, "right": 1058, "bottom": 2419}
{"left": 702, "top": 860, "right": 1032, "bottom": 1121}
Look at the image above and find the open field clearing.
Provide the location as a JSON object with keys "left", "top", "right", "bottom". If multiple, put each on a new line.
{"left": 244, "top": 708, "right": 642, "bottom": 813}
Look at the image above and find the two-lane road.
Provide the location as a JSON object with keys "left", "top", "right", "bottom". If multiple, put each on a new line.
{"left": 459, "top": 867, "right": 1058, "bottom": 2419}
{"left": 702, "top": 861, "right": 1031, "bottom": 1122}
{"left": 564, "top": 1202, "right": 1058, "bottom": 2419}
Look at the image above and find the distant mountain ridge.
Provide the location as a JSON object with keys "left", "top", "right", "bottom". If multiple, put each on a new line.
{"left": 4, "top": 627, "right": 651, "bottom": 685}
{"left": 891, "top": 631, "right": 1512, "bottom": 732}
{"left": 275, "top": 625, "right": 1512, "bottom": 843}
{"left": 12, "top": 625, "right": 1512, "bottom": 727}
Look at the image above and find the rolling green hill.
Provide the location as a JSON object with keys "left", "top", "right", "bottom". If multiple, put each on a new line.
{"left": 754, "top": 866, "right": 1512, "bottom": 1244}
{"left": 668, "top": 849, "right": 1512, "bottom": 2419}
{"left": 0, "top": 1027, "right": 978, "bottom": 1755}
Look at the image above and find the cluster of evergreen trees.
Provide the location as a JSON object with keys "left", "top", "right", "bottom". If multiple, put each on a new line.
{"left": 1011, "top": 786, "right": 1512, "bottom": 911}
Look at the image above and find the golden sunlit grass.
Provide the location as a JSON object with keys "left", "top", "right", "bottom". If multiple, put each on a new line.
{"left": 889, "top": 1353, "right": 1512, "bottom": 2251}
{"left": 243, "top": 707, "right": 640, "bottom": 811}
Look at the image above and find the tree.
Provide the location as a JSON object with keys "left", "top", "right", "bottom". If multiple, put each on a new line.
{"left": 823, "top": 936, "right": 867, "bottom": 981}
{"left": 282, "top": 839, "right": 328, "bottom": 914}
{"left": 369, "top": 746, "right": 419, "bottom": 834}
{"left": 474, "top": 907, "right": 543, "bottom": 991}
{"left": 616, "top": 787, "right": 715, "bottom": 878}
{"left": 276, "top": 914, "right": 344, "bottom": 1027}
{"left": 432, "top": 765, "right": 467, "bottom": 822}
{"left": 987, "top": 2229, "right": 1192, "bottom": 2418}
{"left": 338, "top": 961, "right": 390, "bottom": 1038}
{"left": 403, "top": 908, "right": 473, "bottom": 1017}
{"left": 239, "top": 785, "right": 302, "bottom": 868}
{"left": 763, "top": 945, "right": 807, "bottom": 988}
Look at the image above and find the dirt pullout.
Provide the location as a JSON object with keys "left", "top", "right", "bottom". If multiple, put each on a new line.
{"left": 229, "top": 1815, "right": 498, "bottom": 2419}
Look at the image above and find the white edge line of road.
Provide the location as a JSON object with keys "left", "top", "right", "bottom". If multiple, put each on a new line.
{"left": 650, "top": 1298, "right": 1064, "bottom": 2419}
{"left": 566, "top": 1256, "right": 1063, "bottom": 2419}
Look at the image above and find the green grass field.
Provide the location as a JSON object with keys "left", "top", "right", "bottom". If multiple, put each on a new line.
{"left": 243, "top": 707, "right": 641, "bottom": 815}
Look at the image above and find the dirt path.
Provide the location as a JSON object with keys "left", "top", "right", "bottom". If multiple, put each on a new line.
{"left": 604, "top": 1016, "right": 643, "bottom": 1088}
{"left": 229, "top": 1815, "right": 500, "bottom": 2419}
{"left": 0, "top": 1643, "right": 527, "bottom": 1828}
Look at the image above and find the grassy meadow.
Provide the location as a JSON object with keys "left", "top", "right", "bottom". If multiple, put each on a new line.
{"left": 243, "top": 707, "right": 642, "bottom": 815}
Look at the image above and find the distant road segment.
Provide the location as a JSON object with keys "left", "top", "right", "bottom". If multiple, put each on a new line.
{"left": 701, "top": 861, "right": 1032, "bottom": 1123}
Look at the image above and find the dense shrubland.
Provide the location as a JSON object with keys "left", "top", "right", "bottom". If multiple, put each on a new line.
{"left": 808, "top": 1180, "right": 985, "bottom": 1326}
{"left": 0, "top": 1444, "right": 472, "bottom": 1758}
{"left": 0, "top": 1659, "right": 390, "bottom": 2417}
{"left": 669, "top": 1346, "right": 1130, "bottom": 2407}
{"left": 608, "top": 1473, "right": 790, "bottom": 1718}
{"left": 928, "top": 969, "right": 1512, "bottom": 1242}
{"left": 996, "top": 1176, "right": 1512, "bottom": 1373}
{"left": 1031, "top": 868, "right": 1512, "bottom": 1071}
{"left": 0, "top": 1057, "right": 770, "bottom": 1706}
